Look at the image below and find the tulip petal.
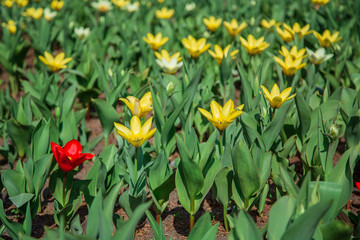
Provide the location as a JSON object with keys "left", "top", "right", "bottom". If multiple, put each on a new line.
{"left": 63, "top": 139, "right": 83, "bottom": 159}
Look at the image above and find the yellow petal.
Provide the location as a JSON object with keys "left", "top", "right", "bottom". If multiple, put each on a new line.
{"left": 210, "top": 100, "right": 221, "bottom": 120}
{"left": 198, "top": 108, "right": 213, "bottom": 121}
{"left": 279, "top": 87, "right": 292, "bottom": 100}
{"left": 222, "top": 99, "right": 234, "bottom": 118}
{"left": 130, "top": 116, "right": 141, "bottom": 136}
{"left": 270, "top": 83, "right": 280, "bottom": 97}
{"left": 114, "top": 122, "right": 131, "bottom": 136}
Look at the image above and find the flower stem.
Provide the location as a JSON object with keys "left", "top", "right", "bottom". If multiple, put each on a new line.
{"left": 219, "top": 130, "right": 224, "bottom": 155}
{"left": 134, "top": 147, "right": 138, "bottom": 183}
{"left": 63, "top": 172, "right": 68, "bottom": 207}
{"left": 189, "top": 197, "right": 195, "bottom": 231}
{"left": 223, "top": 203, "right": 229, "bottom": 232}
{"left": 272, "top": 108, "right": 276, "bottom": 120}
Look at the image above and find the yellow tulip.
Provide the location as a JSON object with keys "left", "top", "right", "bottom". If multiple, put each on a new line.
{"left": 50, "top": 0, "right": 64, "bottom": 11}
{"left": 203, "top": 16, "right": 222, "bottom": 32}
{"left": 208, "top": 45, "right": 238, "bottom": 65}
{"left": 182, "top": 35, "right": 211, "bottom": 58}
{"left": 155, "top": 7, "right": 174, "bottom": 19}
{"left": 111, "top": 0, "right": 129, "bottom": 8}
{"left": 16, "top": 0, "right": 28, "bottom": 7}
{"left": 2, "top": 20, "right": 16, "bottom": 34}
{"left": 283, "top": 23, "right": 312, "bottom": 39}
{"left": 120, "top": 91, "right": 152, "bottom": 118}
{"left": 114, "top": 116, "right": 156, "bottom": 148}
{"left": 260, "top": 19, "right": 281, "bottom": 31}
{"left": 2, "top": 0, "right": 14, "bottom": 8}
{"left": 313, "top": 30, "right": 341, "bottom": 48}
{"left": 260, "top": 84, "right": 295, "bottom": 109}
{"left": 223, "top": 19, "right": 247, "bottom": 37}
{"left": 23, "top": 7, "right": 43, "bottom": 19}
{"left": 274, "top": 55, "right": 306, "bottom": 76}
{"left": 276, "top": 26, "right": 294, "bottom": 42}
{"left": 198, "top": 100, "right": 244, "bottom": 131}
{"left": 157, "top": 0, "right": 164, "bottom": 3}
{"left": 91, "top": 0, "right": 113, "bottom": 12}
{"left": 38, "top": 51, "right": 72, "bottom": 72}
{"left": 312, "top": 0, "right": 330, "bottom": 6}
{"left": 279, "top": 46, "right": 306, "bottom": 60}
{"left": 154, "top": 49, "right": 182, "bottom": 62}
{"left": 143, "top": 33, "right": 168, "bottom": 50}
{"left": 240, "top": 34, "right": 269, "bottom": 55}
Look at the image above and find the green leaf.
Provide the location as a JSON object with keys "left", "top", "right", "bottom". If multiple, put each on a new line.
{"left": 9, "top": 193, "right": 34, "bottom": 208}
{"left": 320, "top": 220, "right": 353, "bottom": 240}
{"left": 23, "top": 202, "right": 32, "bottom": 236}
{"left": 175, "top": 134, "right": 204, "bottom": 214}
{"left": 112, "top": 201, "right": 152, "bottom": 240}
{"left": 279, "top": 166, "right": 299, "bottom": 198}
{"left": 145, "top": 211, "right": 166, "bottom": 240}
{"left": 92, "top": 98, "right": 119, "bottom": 139}
{"left": 188, "top": 212, "right": 219, "bottom": 240}
{"left": 268, "top": 196, "right": 296, "bottom": 240}
{"left": 281, "top": 200, "right": 332, "bottom": 240}
{"left": 262, "top": 100, "right": 293, "bottom": 151}
{"left": 229, "top": 210, "right": 262, "bottom": 240}
{"left": 161, "top": 95, "right": 189, "bottom": 146}
{"left": 232, "top": 141, "right": 260, "bottom": 199}
{"left": 7, "top": 118, "right": 33, "bottom": 157}
{"left": 0, "top": 200, "right": 24, "bottom": 240}
{"left": 212, "top": 167, "right": 232, "bottom": 205}
{"left": 295, "top": 90, "right": 311, "bottom": 139}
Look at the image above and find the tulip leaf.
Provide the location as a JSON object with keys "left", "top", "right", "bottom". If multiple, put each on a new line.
{"left": 161, "top": 95, "right": 189, "bottom": 146}
{"left": 0, "top": 200, "right": 24, "bottom": 240}
{"left": 9, "top": 193, "right": 34, "bottom": 209}
{"left": 145, "top": 211, "right": 166, "bottom": 240}
{"left": 184, "top": 64, "right": 204, "bottom": 115}
{"left": 229, "top": 210, "right": 262, "bottom": 240}
{"left": 31, "top": 119, "right": 50, "bottom": 162}
{"left": 7, "top": 118, "right": 33, "bottom": 158}
{"left": 232, "top": 141, "right": 260, "bottom": 200}
{"left": 262, "top": 100, "right": 293, "bottom": 151}
{"left": 281, "top": 200, "right": 332, "bottom": 240}
{"left": 320, "top": 220, "right": 353, "bottom": 240}
{"left": 212, "top": 167, "right": 233, "bottom": 205}
{"left": 295, "top": 90, "right": 311, "bottom": 140}
{"left": 188, "top": 212, "right": 219, "bottom": 240}
{"left": 175, "top": 134, "right": 204, "bottom": 214}
{"left": 92, "top": 98, "right": 119, "bottom": 139}
{"left": 279, "top": 165, "right": 299, "bottom": 198}
{"left": 268, "top": 196, "right": 296, "bottom": 240}
{"left": 112, "top": 201, "right": 152, "bottom": 240}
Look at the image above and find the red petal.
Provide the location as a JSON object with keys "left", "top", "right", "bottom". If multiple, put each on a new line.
{"left": 51, "top": 142, "right": 64, "bottom": 162}
{"left": 63, "top": 139, "right": 82, "bottom": 159}
{"left": 57, "top": 154, "right": 74, "bottom": 172}
{"left": 356, "top": 182, "right": 360, "bottom": 192}
{"left": 71, "top": 153, "right": 95, "bottom": 168}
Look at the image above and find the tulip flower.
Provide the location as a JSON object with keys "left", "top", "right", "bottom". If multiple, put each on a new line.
{"left": 356, "top": 182, "right": 360, "bottom": 192}
{"left": 126, "top": 1, "right": 139, "bottom": 12}
{"left": 143, "top": 33, "right": 168, "bottom": 51}
{"left": 274, "top": 55, "right": 306, "bottom": 76}
{"left": 114, "top": 116, "right": 156, "bottom": 148}
{"left": 91, "top": 0, "right": 113, "bottom": 12}
{"left": 120, "top": 91, "right": 153, "bottom": 118}
{"left": 44, "top": 8, "right": 57, "bottom": 21}
{"left": 208, "top": 45, "right": 238, "bottom": 65}
{"left": 198, "top": 100, "right": 244, "bottom": 131}
{"left": 39, "top": 51, "right": 72, "bottom": 72}
{"left": 279, "top": 46, "right": 306, "bottom": 60}
{"left": 182, "top": 35, "right": 211, "bottom": 58}
{"left": 16, "top": 0, "right": 28, "bottom": 7}
{"left": 313, "top": 30, "right": 341, "bottom": 48}
{"left": 283, "top": 23, "right": 312, "bottom": 40}
{"left": 155, "top": 7, "right": 174, "bottom": 19}
{"left": 261, "top": 84, "right": 296, "bottom": 109}
{"left": 306, "top": 48, "right": 333, "bottom": 65}
{"left": 203, "top": 16, "right": 222, "bottom": 32}
{"left": 2, "top": 20, "right": 16, "bottom": 34}
{"left": 240, "top": 34, "right": 269, "bottom": 55}
{"left": 312, "top": 0, "right": 330, "bottom": 6}
{"left": 276, "top": 26, "right": 294, "bottom": 42}
{"left": 155, "top": 50, "right": 183, "bottom": 74}
{"left": 22, "top": 7, "right": 43, "bottom": 19}
{"left": 50, "top": 0, "right": 64, "bottom": 11}
{"left": 2, "top": 0, "right": 14, "bottom": 8}
{"left": 74, "top": 27, "right": 91, "bottom": 40}
{"left": 261, "top": 19, "right": 281, "bottom": 31}
{"left": 111, "top": 0, "right": 129, "bottom": 8}
{"left": 223, "top": 19, "right": 247, "bottom": 37}
{"left": 51, "top": 140, "right": 95, "bottom": 172}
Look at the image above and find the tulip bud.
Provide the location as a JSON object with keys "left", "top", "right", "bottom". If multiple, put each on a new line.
{"left": 250, "top": 17, "right": 255, "bottom": 26}
{"left": 330, "top": 124, "right": 339, "bottom": 138}
{"left": 107, "top": 68, "right": 113, "bottom": 78}
{"left": 55, "top": 106, "right": 61, "bottom": 119}
{"left": 166, "top": 82, "right": 175, "bottom": 96}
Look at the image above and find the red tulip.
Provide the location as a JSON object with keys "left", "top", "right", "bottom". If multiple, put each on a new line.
{"left": 356, "top": 182, "right": 360, "bottom": 192}
{"left": 51, "top": 140, "right": 95, "bottom": 172}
